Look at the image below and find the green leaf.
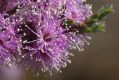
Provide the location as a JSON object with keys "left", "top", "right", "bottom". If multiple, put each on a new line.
{"left": 83, "top": 22, "right": 105, "bottom": 33}
{"left": 98, "top": 5, "right": 113, "bottom": 20}
{"left": 87, "top": 5, "right": 113, "bottom": 26}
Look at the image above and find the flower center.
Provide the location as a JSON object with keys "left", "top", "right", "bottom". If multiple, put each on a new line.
{"left": 43, "top": 33, "right": 52, "bottom": 42}
{"left": 71, "top": 11, "right": 77, "bottom": 19}
{"left": 0, "top": 39, "right": 4, "bottom": 46}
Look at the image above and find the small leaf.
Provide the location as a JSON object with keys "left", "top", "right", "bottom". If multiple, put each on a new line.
{"left": 83, "top": 22, "right": 105, "bottom": 33}
{"left": 87, "top": 5, "right": 113, "bottom": 26}
{"left": 98, "top": 5, "right": 113, "bottom": 20}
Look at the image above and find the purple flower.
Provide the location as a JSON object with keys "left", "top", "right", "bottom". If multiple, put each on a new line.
{"left": 0, "top": 0, "right": 93, "bottom": 74}
{"left": 65, "top": 0, "right": 92, "bottom": 23}
{"left": 0, "top": 14, "right": 18, "bottom": 65}
{"left": 18, "top": 17, "right": 72, "bottom": 74}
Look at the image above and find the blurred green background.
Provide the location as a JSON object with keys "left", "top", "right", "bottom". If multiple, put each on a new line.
{"left": 25, "top": 0, "right": 119, "bottom": 80}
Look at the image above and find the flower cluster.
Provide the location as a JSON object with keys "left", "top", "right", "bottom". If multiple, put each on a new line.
{"left": 0, "top": 0, "right": 112, "bottom": 75}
